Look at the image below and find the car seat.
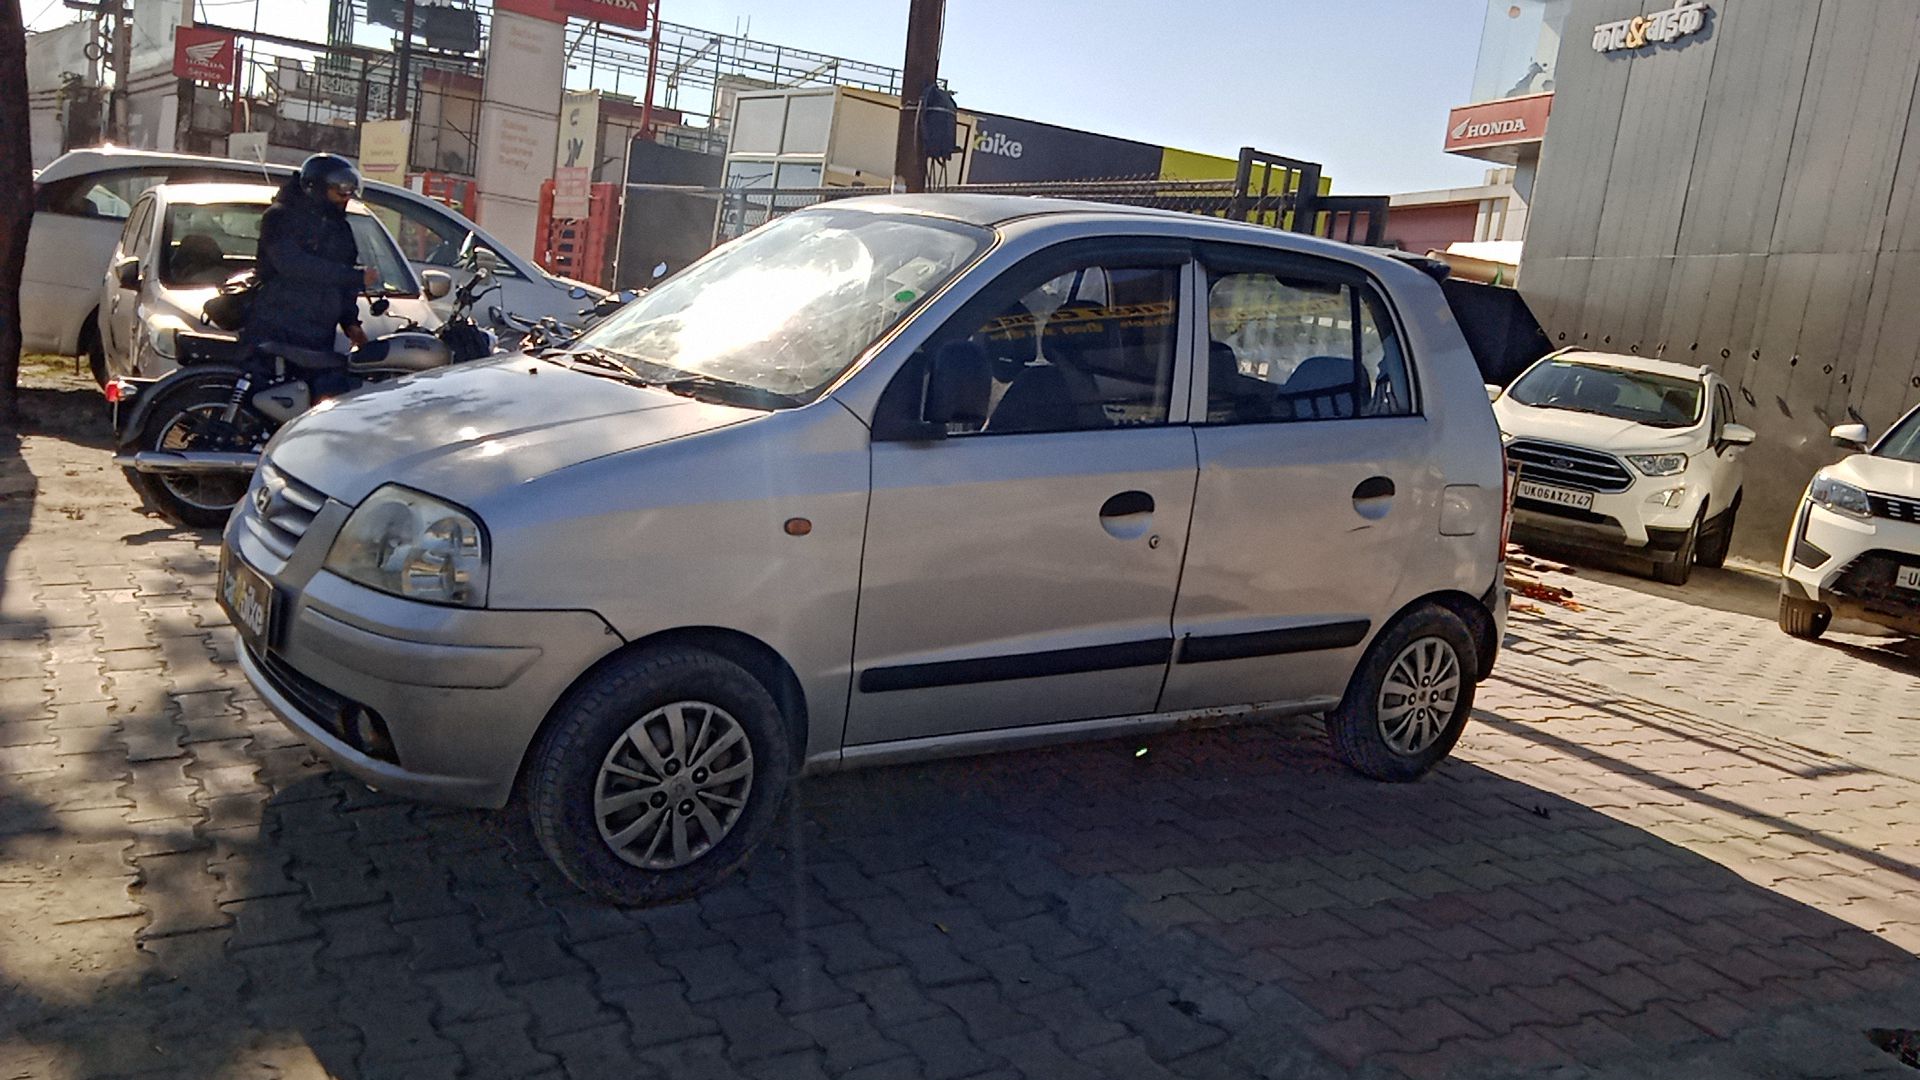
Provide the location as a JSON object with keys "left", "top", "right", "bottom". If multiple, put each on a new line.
{"left": 986, "top": 303, "right": 1109, "bottom": 433}
{"left": 1282, "top": 355, "right": 1366, "bottom": 419}
{"left": 168, "top": 234, "right": 227, "bottom": 285}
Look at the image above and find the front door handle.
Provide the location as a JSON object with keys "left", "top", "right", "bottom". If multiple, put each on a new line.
{"left": 1353, "top": 476, "right": 1396, "bottom": 501}
{"left": 1100, "top": 490, "right": 1155, "bottom": 518}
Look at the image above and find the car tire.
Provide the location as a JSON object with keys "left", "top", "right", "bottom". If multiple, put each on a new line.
{"left": 526, "top": 646, "right": 793, "bottom": 906}
{"left": 1651, "top": 519, "right": 1698, "bottom": 586}
{"left": 83, "top": 319, "right": 108, "bottom": 388}
{"left": 1779, "top": 594, "right": 1832, "bottom": 640}
{"left": 1326, "top": 605, "right": 1478, "bottom": 782}
{"left": 1696, "top": 498, "right": 1738, "bottom": 569}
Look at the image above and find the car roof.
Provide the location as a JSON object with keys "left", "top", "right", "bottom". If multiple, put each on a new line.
{"left": 150, "top": 180, "right": 376, "bottom": 215}
{"left": 1544, "top": 349, "right": 1711, "bottom": 382}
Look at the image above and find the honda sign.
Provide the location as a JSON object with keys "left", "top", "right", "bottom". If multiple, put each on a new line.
{"left": 173, "top": 26, "right": 237, "bottom": 84}
{"left": 1444, "top": 93, "right": 1553, "bottom": 156}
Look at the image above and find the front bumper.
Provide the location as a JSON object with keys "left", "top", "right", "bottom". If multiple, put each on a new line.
{"left": 224, "top": 479, "right": 622, "bottom": 809}
{"left": 1781, "top": 500, "right": 1920, "bottom": 635}
{"left": 1510, "top": 474, "right": 1705, "bottom": 561}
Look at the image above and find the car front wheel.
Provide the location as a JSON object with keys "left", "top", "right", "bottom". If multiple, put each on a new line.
{"left": 1778, "top": 594, "right": 1831, "bottom": 640}
{"left": 1327, "top": 606, "right": 1478, "bottom": 782}
{"left": 526, "top": 646, "right": 793, "bottom": 906}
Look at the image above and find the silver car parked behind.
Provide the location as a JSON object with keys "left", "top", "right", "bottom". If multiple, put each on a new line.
{"left": 220, "top": 195, "right": 1511, "bottom": 905}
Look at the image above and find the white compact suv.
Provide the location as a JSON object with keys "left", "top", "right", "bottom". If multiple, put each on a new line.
{"left": 1493, "top": 350, "right": 1754, "bottom": 585}
{"left": 219, "top": 196, "right": 1511, "bottom": 904}
{"left": 1780, "top": 406, "right": 1920, "bottom": 640}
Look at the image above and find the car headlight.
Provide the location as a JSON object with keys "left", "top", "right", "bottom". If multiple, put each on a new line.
{"left": 324, "top": 485, "right": 489, "bottom": 607}
{"left": 148, "top": 324, "right": 178, "bottom": 359}
{"left": 1809, "top": 473, "right": 1872, "bottom": 520}
{"left": 1626, "top": 453, "right": 1688, "bottom": 476}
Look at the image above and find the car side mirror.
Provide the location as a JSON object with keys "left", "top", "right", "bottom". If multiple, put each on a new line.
{"left": 922, "top": 341, "right": 991, "bottom": 431}
{"left": 473, "top": 247, "right": 503, "bottom": 275}
{"left": 1831, "top": 422, "right": 1869, "bottom": 451}
{"left": 115, "top": 258, "right": 141, "bottom": 290}
{"left": 1484, "top": 383, "right": 1502, "bottom": 403}
{"left": 421, "top": 269, "right": 453, "bottom": 300}
{"left": 567, "top": 285, "right": 589, "bottom": 300}
{"left": 1720, "top": 422, "right": 1756, "bottom": 448}
{"left": 652, "top": 262, "right": 669, "bottom": 280}
{"left": 369, "top": 297, "right": 391, "bottom": 317}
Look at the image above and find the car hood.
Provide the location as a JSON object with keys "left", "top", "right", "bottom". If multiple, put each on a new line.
{"left": 1493, "top": 398, "right": 1699, "bottom": 453}
{"left": 1830, "top": 453, "right": 1920, "bottom": 495}
{"left": 265, "top": 355, "right": 762, "bottom": 507}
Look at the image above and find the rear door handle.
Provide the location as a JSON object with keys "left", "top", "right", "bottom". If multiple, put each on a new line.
{"left": 1353, "top": 476, "right": 1396, "bottom": 501}
{"left": 1100, "top": 490, "right": 1154, "bottom": 517}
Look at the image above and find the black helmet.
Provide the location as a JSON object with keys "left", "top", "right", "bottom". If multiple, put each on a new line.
{"left": 298, "top": 153, "right": 361, "bottom": 201}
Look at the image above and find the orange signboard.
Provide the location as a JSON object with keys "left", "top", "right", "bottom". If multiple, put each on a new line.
{"left": 1444, "top": 93, "right": 1553, "bottom": 155}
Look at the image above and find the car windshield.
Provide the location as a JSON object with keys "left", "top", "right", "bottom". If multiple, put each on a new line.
{"left": 1874, "top": 408, "right": 1920, "bottom": 462}
{"left": 1507, "top": 359, "right": 1704, "bottom": 429}
{"left": 575, "top": 208, "right": 990, "bottom": 406}
{"left": 158, "top": 201, "right": 419, "bottom": 294}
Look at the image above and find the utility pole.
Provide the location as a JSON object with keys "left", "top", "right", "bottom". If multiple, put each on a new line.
{"left": 890, "top": 0, "right": 943, "bottom": 193}
{"left": 106, "top": 0, "right": 132, "bottom": 142}
{"left": 394, "top": 0, "right": 415, "bottom": 119}
{"left": 174, "top": 0, "right": 196, "bottom": 152}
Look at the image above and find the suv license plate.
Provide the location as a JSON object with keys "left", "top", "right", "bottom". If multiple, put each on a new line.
{"left": 1516, "top": 480, "right": 1595, "bottom": 511}
{"left": 219, "top": 550, "right": 277, "bottom": 652}
{"left": 1899, "top": 566, "right": 1920, "bottom": 592}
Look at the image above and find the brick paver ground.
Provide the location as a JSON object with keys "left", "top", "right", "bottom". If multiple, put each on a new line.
{"left": 2, "top": 372, "right": 1917, "bottom": 1079}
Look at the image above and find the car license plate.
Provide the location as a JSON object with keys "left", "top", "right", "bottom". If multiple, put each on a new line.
{"left": 1899, "top": 566, "right": 1920, "bottom": 592}
{"left": 219, "top": 549, "right": 276, "bottom": 652}
{"left": 1516, "top": 479, "right": 1595, "bottom": 511}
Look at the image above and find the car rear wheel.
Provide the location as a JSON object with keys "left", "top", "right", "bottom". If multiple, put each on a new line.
{"left": 1779, "top": 594, "right": 1832, "bottom": 640}
{"left": 526, "top": 647, "right": 793, "bottom": 906}
{"left": 1327, "top": 606, "right": 1478, "bottom": 782}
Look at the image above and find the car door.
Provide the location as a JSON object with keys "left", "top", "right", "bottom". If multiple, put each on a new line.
{"left": 1159, "top": 242, "right": 1439, "bottom": 714}
{"left": 102, "top": 194, "right": 158, "bottom": 375}
{"left": 844, "top": 239, "right": 1199, "bottom": 746}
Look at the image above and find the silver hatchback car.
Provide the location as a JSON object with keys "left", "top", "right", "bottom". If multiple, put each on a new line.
{"left": 220, "top": 196, "right": 1510, "bottom": 905}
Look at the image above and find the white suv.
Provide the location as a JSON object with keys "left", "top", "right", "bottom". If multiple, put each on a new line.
{"left": 1492, "top": 351, "right": 1754, "bottom": 585}
{"left": 1780, "top": 406, "right": 1920, "bottom": 640}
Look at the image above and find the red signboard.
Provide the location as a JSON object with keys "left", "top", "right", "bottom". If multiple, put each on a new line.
{"left": 553, "top": 0, "right": 651, "bottom": 31}
{"left": 1444, "top": 92, "right": 1553, "bottom": 155}
{"left": 173, "top": 26, "right": 238, "bottom": 84}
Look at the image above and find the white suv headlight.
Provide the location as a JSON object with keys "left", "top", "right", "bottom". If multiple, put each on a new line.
{"left": 1809, "top": 473, "right": 1872, "bottom": 520}
{"left": 1626, "top": 453, "right": 1688, "bottom": 477}
{"left": 324, "top": 485, "right": 489, "bottom": 607}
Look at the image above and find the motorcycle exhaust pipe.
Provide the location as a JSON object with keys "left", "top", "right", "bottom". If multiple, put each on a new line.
{"left": 113, "top": 450, "right": 261, "bottom": 475}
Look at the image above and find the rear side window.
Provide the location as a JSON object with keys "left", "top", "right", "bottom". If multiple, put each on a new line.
{"left": 1203, "top": 261, "right": 1414, "bottom": 424}
{"left": 34, "top": 167, "right": 243, "bottom": 220}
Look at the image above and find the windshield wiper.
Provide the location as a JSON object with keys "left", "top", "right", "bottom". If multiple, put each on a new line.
{"left": 656, "top": 373, "right": 800, "bottom": 408}
{"left": 560, "top": 346, "right": 649, "bottom": 384}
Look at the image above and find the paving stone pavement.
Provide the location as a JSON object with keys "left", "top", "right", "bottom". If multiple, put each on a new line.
{"left": 2, "top": 377, "right": 1918, "bottom": 1079}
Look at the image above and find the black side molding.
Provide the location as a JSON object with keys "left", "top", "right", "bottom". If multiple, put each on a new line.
{"left": 1177, "top": 620, "right": 1371, "bottom": 665}
{"left": 859, "top": 638, "right": 1173, "bottom": 694}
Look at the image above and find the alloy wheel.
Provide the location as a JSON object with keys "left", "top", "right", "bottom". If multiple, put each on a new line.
{"left": 1376, "top": 636, "right": 1462, "bottom": 755}
{"left": 593, "top": 700, "right": 754, "bottom": 870}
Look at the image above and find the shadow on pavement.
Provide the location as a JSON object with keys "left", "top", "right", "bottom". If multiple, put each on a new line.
{"left": 6, "top": 709, "right": 1916, "bottom": 1079}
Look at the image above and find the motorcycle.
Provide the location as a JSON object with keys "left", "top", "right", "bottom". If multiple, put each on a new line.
{"left": 495, "top": 283, "right": 645, "bottom": 354}
{"left": 110, "top": 270, "right": 504, "bottom": 527}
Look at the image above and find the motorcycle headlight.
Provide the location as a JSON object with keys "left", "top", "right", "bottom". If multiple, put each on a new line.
{"left": 1809, "top": 473, "right": 1873, "bottom": 520}
{"left": 324, "top": 485, "right": 489, "bottom": 607}
{"left": 1626, "top": 453, "right": 1688, "bottom": 477}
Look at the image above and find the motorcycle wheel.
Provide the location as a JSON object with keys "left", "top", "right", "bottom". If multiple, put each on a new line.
{"left": 126, "top": 374, "right": 268, "bottom": 529}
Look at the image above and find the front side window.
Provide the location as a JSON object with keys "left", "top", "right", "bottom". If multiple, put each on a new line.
{"left": 578, "top": 208, "right": 989, "bottom": 406}
{"left": 1508, "top": 359, "right": 1702, "bottom": 429}
{"left": 122, "top": 197, "right": 157, "bottom": 262}
{"left": 1205, "top": 266, "right": 1413, "bottom": 423}
{"left": 931, "top": 260, "right": 1180, "bottom": 436}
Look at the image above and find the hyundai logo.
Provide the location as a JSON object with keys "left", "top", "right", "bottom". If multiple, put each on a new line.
{"left": 253, "top": 483, "right": 273, "bottom": 516}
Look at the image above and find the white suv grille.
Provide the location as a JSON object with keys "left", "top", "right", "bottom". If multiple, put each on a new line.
{"left": 1505, "top": 439, "right": 1635, "bottom": 493}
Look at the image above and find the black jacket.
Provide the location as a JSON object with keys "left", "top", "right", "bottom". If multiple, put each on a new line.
{"left": 244, "top": 179, "right": 363, "bottom": 350}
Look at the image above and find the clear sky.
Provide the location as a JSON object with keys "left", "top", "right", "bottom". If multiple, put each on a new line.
{"left": 27, "top": 0, "right": 1498, "bottom": 194}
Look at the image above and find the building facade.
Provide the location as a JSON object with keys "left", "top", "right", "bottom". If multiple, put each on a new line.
{"left": 1520, "top": 0, "right": 1920, "bottom": 559}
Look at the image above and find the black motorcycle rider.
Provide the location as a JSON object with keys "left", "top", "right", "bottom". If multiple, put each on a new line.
{"left": 243, "top": 154, "right": 378, "bottom": 381}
